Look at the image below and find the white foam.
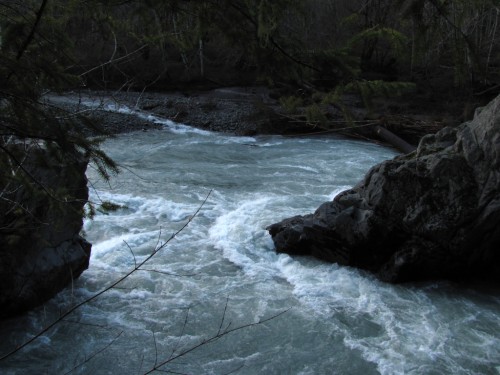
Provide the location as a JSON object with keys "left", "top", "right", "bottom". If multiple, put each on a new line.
{"left": 77, "top": 98, "right": 213, "bottom": 135}
{"left": 328, "top": 186, "right": 351, "bottom": 200}
{"left": 208, "top": 194, "right": 292, "bottom": 279}
{"left": 77, "top": 129, "right": 500, "bottom": 374}
{"left": 91, "top": 229, "right": 158, "bottom": 255}
{"left": 217, "top": 135, "right": 257, "bottom": 144}
{"left": 257, "top": 141, "right": 284, "bottom": 147}
{"left": 87, "top": 190, "right": 199, "bottom": 223}
{"left": 279, "top": 164, "right": 320, "bottom": 173}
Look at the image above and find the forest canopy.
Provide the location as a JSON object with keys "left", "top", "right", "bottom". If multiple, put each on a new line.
{"left": 2, "top": 0, "right": 499, "bottom": 94}
{"left": 62, "top": 0, "right": 500, "bottom": 94}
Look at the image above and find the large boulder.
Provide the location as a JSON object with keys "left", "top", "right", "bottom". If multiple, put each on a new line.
{"left": 267, "top": 94, "right": 500, "bottom": 282}
{"left": 0, "top": 149, "right": 91, "bottom": 318}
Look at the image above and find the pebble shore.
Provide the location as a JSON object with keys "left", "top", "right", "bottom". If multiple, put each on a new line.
{"left": 46, "top": 88, "right": 285, "bottom": 136}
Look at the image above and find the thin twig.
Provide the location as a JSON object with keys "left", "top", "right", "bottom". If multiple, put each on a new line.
{"left": 62, "top": 331, "right": 124, "bottom": 375}
{"left": 143, "top": 308, "right": 291, "bottom": 375}
{"left": 124, "top": 240, "right": 138, "bottom": 269}
{"left": 217, "top": 297, "right": 230, "bottom": 336}
{"left": 138, "top": 269, "right": 198, "bottom": 278}
{"left": 79, "top": 45, "right": 149, "bottom": 78}
{"left": 61, "top": 319, "right": 111, "bottom": 329}
{"left": 153, "top": 331, "right": 159, "bottom": 367}
{"left": 168, "top": 308, "right": 191, "bottom": 363}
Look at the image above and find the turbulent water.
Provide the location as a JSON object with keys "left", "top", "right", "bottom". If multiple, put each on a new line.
{"left": 1, "top": 111, "right": 499, "bottom": 375}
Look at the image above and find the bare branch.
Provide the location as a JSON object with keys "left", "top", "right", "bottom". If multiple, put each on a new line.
{"left": 62, "top": 331, "right": 124, "bottom": 375}
{"left": 153, "top": 331, "right": 159, "bottom": 367}
{"left": 217, "top": 297, "right": 230, "bottom": 336}
{"left": 61, "top": 319, "right": 112, "bottom": 330}
{"left": 0, "top": 190, "right": 212, "bottom": 361}
{"left": 168, "top": 308, "right": 191, "bottom": 363}
{"left": 143, "top": 308, "right": 291, "bottom": 375}
{"left": 79, "top": 45, "right": 149, "bottom": 78}
{"left": 124, "top": 240, "right": 138, "bottom": 269}
{"left": 137, "top": 268, "right": 198, "bottom": 277}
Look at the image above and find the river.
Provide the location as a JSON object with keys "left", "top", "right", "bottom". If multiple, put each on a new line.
{"left": 1, "top": 113, "right": 499, "bottom": 374}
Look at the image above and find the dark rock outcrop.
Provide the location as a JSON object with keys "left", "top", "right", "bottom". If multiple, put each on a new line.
{"left": 0, "top": 150, "right": 91, "bottom": 318}
{"left": 267, "top": 94, "right": 500, "bottom": 283}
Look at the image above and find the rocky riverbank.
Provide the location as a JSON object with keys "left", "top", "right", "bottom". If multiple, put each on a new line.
{"left": 1, "top": 88, "right": 495, "bottom": 319}
{"left": 46, "top": 87, "right": 460, "bottom": 148}
{"left": 45, "top": 87, "right": 286, "bottom": 136}
{"left": 267, "top": 94, "right": 500, "bottom": 283}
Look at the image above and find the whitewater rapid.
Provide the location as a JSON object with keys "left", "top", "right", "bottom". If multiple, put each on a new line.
{"left": 1, "top": 113, "right": 499, "bottom": 375}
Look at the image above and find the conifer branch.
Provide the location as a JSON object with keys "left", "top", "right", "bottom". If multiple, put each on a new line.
{"left": 15, "top": 0, "right": 48, "bottom": 61}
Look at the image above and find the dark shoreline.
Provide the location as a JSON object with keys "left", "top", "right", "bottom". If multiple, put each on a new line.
{"left": 46, "top": 87, "right": 476, "bottom": 150}
{"left": 46, "top": 88, "right": 283, "bottom": 136}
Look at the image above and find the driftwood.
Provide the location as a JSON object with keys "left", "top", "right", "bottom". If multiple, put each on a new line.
{"left": 375, "top": 125, "right": 416, "bottom": 153}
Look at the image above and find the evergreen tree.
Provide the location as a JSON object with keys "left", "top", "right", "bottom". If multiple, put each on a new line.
{"left": 0, "top": 0, "right": 117, "bottom": 245}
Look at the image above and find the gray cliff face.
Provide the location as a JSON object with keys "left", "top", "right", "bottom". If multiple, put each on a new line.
{"left": 0, "top": 150, "right": 91, "bottom": 319}
{"left": 267, "top": 94, "right": 500, "bottom": 283}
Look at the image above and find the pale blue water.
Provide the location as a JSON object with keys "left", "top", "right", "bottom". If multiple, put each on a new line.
{"left": 1, "top": 111, "right": 499, "bottom": 375}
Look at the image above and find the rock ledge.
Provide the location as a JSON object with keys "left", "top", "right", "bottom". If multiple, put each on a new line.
{"left": 0, "top": 150, "right": 90, "bottom": 318}
{"left": 267, "top": 94, "right": 500, "bottom": 283}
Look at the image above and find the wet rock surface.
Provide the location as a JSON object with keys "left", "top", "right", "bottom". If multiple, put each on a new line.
{"left": 267, "top": 94, "right": 500, "bottom": 283}
{"left": 0, "top": 151, "right": 90, "bottom": 318}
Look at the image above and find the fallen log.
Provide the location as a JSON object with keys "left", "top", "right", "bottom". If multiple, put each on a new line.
{"left": 375, "top": 125, "right": 416, "bottom": 154}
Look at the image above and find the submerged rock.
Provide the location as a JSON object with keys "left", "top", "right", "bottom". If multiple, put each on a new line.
{"left": 267, "top": 94, "right": 500, "bottom": 283}
{"left": 0, "top": 150, "right": 91, "bottom": 318}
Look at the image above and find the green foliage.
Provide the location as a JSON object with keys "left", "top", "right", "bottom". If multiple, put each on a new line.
{"left": 85, "top": 202, "right": 97, "bottom": 220}
{"left": 308, "top": 47, "right": 361, "bottom": 84}
{"left": 279, "top": 96, "right": 304, "bottom": 113}
{"left": 348, "top": 26, "right": 408, "bottom": 55}
{"left": 344, "top": 80, "right": 416, "bottom": 97}
{"left": 98, "top": 201, "right": 126, "bottom": 214}
{"left": 321, "top": 86, "right": 355, "bottom": 125}
{"left": 305, "top": 104, "right": 327, "bottom": 126}
{"left": 255, "top": 0, "right": 304, "bottom": 46}
{"left": 343, "top": 80, "right": 416, "bottom": 111}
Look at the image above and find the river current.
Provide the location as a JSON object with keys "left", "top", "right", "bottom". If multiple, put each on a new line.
{"left": 1, "top": 110, "right": 499, "bottom": 374}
